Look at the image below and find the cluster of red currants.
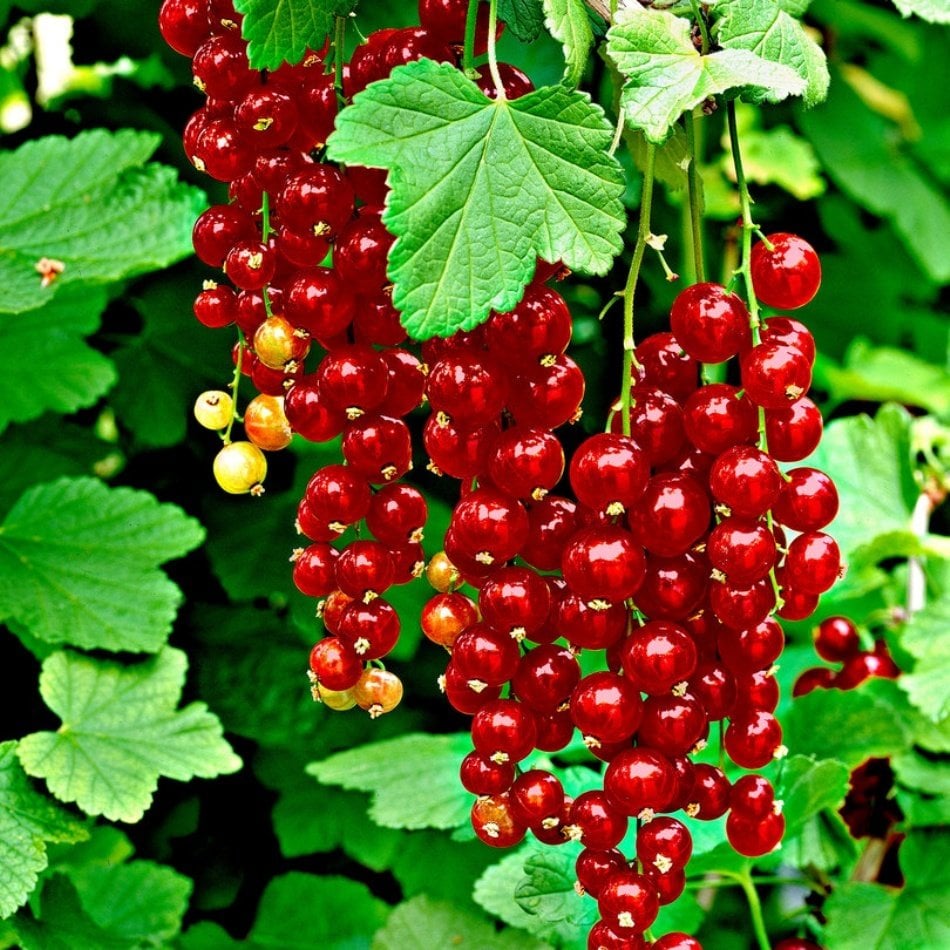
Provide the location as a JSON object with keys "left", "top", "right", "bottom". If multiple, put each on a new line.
{"left": 418, "top": 233, "right": 839, "bottom": 949}
{"left": 793, "top": 614, "right": 900, "bottom": 696}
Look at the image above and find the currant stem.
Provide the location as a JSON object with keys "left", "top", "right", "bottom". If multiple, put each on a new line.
{"left": 260, "top": 191, "right": 275, "bottom": 319}
{"left": 223, "top": 328, "right": 246, "bottom": 446}
{"left": 738, "top": 870, "right": 772, "bottom": 950}
{"left": 462, "top": 0, "right": 480, "bottom": 76}
{"left": 333, "top": 16, "right": 346, "bottom": 98}
{"left": 684, "top": 110, "right": 706, "bottom": 284}
{"left": 620, "top": 143, "right": 656, "bottom": 436}
{"left": 486, "top": 0, "right": 505, "bottom": 99}
{"left": 689, "top": 0, "right": 711, "bottom": 55}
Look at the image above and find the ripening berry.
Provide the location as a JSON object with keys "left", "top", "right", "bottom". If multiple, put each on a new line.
{"left": 213, "top": 441, "right": 266, "bottom": 495}
{"left": 194, "top": 390, "right": 233, "bottom": 430}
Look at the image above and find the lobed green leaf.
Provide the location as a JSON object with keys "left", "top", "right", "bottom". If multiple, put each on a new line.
{"left": 542, "top": 0, "right": 594, "bottom": 86}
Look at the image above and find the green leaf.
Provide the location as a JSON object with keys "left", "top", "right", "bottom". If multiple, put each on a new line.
{"left": 110, "top": 279, "right": 233, "bottom": 448}
{"left": 542, "top": 0, "right": 594, "bottom": 86}
{"left": 66, "top": 861, "right": 191, "bottom": 945}
{"left": 823, "top": 831, "right": 950, "bottom": 949}
{"left": 782, "top": 809, "right": 858, "bottom": 874}
{"left": 17, "top": 647, "right": 241, "bottom": 823}
{"left": 179, "top": 922, "right": 244, "bottom": 950}
{"left": 372, "top": 895, "right": 548, "bottom": 950}
{"left": 0, "top": 130, "right": 204, "bottom": 314}
{"left": 891, "top": 0, "right": 950, "bottom": 24}
{"left": 898, "top": 598, "right": 950, "bottom": 722}
{"left": 815, "top": 340, "right": 950, "bottom": 416}
{"left": 515, "top": 845, "right": 593, "bottom": 927}
{"left": 250, "top": 873, "right": 388, "bottom": 950}
{"left": 798, "top": 71, "right": 950, "bottom": 284}
{"left": 0, "top": 741, "right": 88, "bottom": 919}
{"left": 234, "top": 0, "right": 357, "bottom": 71}
{"left": 893, "top": 749, "right": 950, "bottom": 798}
{"left": 308, "top": 733, "right": 471, "bottom": 830}
{"left": 499, "top": 0, "right": 546, "bottom": 42}
{"left": 11, "top": 875, "right": 128, "bottom": 950}
{"left": 327, "top": 58, "right": 625, "bottom": 339}
{"left": 607, "top": 7, "right": 806, "bottom": 145}
{"left": 714, "top": 0, "right": 830, "bottom": 107}
{"left": 784, "top": 685, "right": 910, "bottom": 768}
{"left": 802, "top": 405, "right": 919, "bottom": 566}
{"left": 0, "top": 419, "right": 119, "bottom": 517}
{"left": 0, "top": 287, "right": 115, "bottom": 434}
{"left": 0, "top": 477, "right": 205, "bottom": 652}
{"left": 778, "top": 755, "right": 851, "bottom": 839}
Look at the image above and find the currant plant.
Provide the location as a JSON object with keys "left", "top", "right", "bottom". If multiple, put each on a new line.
{"left": 148, "top": 0, "right": 950, "bottom": 947}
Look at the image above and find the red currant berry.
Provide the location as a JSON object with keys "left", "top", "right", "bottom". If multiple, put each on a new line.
{"left": 669, "top": 282, "right": 750, "bottom": 363}
{"left": 750, "top": 232, "right": 821, "bottom": 310}
{"left": 724, "top": 709, "right": 783, "bottom": 768}
{"left": 597, "top": 870, "right": 660, "bottom": 934}
{"left": 571, "top": 671, "right": 644, "bottom": 746}
{"left": 814, "top": 615, "right": 861, "bottom": 663}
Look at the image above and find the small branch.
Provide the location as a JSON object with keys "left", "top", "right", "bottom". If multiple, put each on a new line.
{"left": 585, "top": 0, "right": 612, "bottom": 21}
{"left": 462, "top": 0, "right": 479, "bottom": 76}
{"left": 907, "top": 492, "right": 934, "bottom": 616}
{"left": 486, "top": 0, "right": 506, "bottom": 99}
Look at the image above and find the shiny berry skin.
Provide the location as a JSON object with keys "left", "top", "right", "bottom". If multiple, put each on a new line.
{"left": 424, "top": 416, "right": 498, "bottom": 480}
{"left": 509, "top": 770, "right": 565, "bottom": 829}
{"left": 750, "top": 232, "right": 821, "bottom": 309}
{"left": 568, "top": 791, "right": 628, "bottom": 850}
{"left": 710, "top": 576, "right": 776, "bottom": 630}
{"left": 771, "top": 467, "right": 839, "bottom": 531}
{"left": 689, "top": 764, "right": 731, "bottom": 819}
{"left": 213, "top": 441, "right": 266, "bottom": 494}
{"left": 570, "top": 671, "right": 643, "bottom": 745}
{"left": 427, "top": 352, "right": 508, "bottom": 426}
{"left": 637, "top": 694, "right": 707, "bottom": 757}
{"left": 724, "top": 710, "right": 783, "bottom": 768}
{"left": 159, "top": 0, "right": 210, "bottom": 55}
{"left": 450, "top": 488, "right": 529, "bottom": 565}
{"left": 633, "top": 553, "right": 708, "bottom": 622}
{"left": 441, "top": 661, "right": 502, "bottom": 714}
{"left": 669, "top": 282, "right": 750, "bottom": 363}
{"left": 278, "top": 165, "right": 354, "bottom": 237}
{"left": 192, "top": 119, "right": 255, "bottom": 181}
{"left": 380, "top": 349, "right": 427, "bottom": 416}
{"left": 718, "top": 618, "right": 784, "bottom": 675}
{"left": 730, "top": 774, "right": 778, "bottom": 820}
{"left": 535, "top": 709, "right": 574, "bottom": 752}
{"left": 726, "top": 808, "right": 785, "bottom": 857}
{"left": 793, "top": 666, "right": 835, "bottom": 696}
{"left": 814, "top": 615, "right": 861, "bottom": 663}
{"left": 634, "top": 332, "right": 698, "bottom": 403}
{"left": 460, "top": 751, "right": 515, "bottom": 796}
{"left": 562, "top": 527, "right": 646, "bottom": 603}
{"left": 291, "top": 543, "right": 339, "bottom": 597}
{"left": 508, "top": 354, "right": 585, "bottom": 429}
{"left": 734, "top": 668, "right": 780, "bottom": 714}
{"left": 627, "top": 472, "right": 710, "bottom": 557}
{"left": 761, "top": 316, "right": 817, "bottom": 365}
{"left": 555, "top": 594, "right": 628, "bottom": 651}
{"left": 622, "top": 385, "right": 687, "bottom": 466}
{"left": 353, "top": 668, "right": 403, "bottom": 717}
{"left": 486, "top": 283, "right": 572, "bottom": 366}
{"left": 333, "top": 214, "right": 393, "bottom": 289}
{"left": 587, "top": 921, "right": 647, "bottom": 950}
{"left": 707, "top": 518, "right": 776, "bottom": 585}
{"left": 334, "top": 541, "right": 395, "bottom": 600}
{"left": 452, "top": 623, "right": 521, "bottom": 687}
{"left": 741, "top": 343, "right": 813, "bottom": 409}
{"left": 570, "top": 433, "right": 649, "bottom": 515}
{"left": 598, "top": 871, "right": 660, "bottom": 933}
{"left": 620, "top": 622, "right": 698, "bottom": 696}
{"left": 709, "top": 446, "right": 783, "bottom": 518}
{"left": 338, "top": 599, "right": 401, "bottom": 659}
{"left": 784, "top": 531, "right": 842, "bottom": 594}
{"left": 305, "top": 464, "right": 371, "bottom": 526}
{"left": 284, "top": 376, "right": 345, "bottom": 442}
{"left": 192, "top": 204, "right": 256, "bottom": 267}
{"left": 225, "top": 240, "right": 276, "bottom": 292}
{"left": 835, "top": 649, "right": 900, "bottom": 689}
{"left": 479, "top": 566, "right": 552, "bottom": 639}
{"left": 575, "top": 848, "right": 628, "bottom": 898}
{"left": 342, "top": 414, "right": 412, "bottom": 483}
{"left": 604, "top": 748, "right": 676, "bottom": 816}
{"left": 687, "top": 661, "right": 737, "bottom": 722}
{"left": 192, "top": 34, "right": 254, "bottom": 100}
{"left": 683, "top": 384, "right": 758, "bottom": 455}
{"left": 636, "top": 816, "right": 692, "bottom": 872}
{"left": 317, "top": 345, "right": 389, "bottom": 417}
{"left": 475, "top": 62, "right": 535, "bottom": 99}
{"left": 420, "top": 592, "right": 477, "bottom": 648}
{"left": 651, "top": 934, "right": 702, "bottom": 950}
{"left": 471, "top": 699, "right": 538, "bottom": 764}
{"left": 488, "top": 427, "right": 565, "bottom": 501}
{"left": 234, "top": 87, "right": 299, "bottom": 148}
{"left": 522, "top": 495, "right": 579, "bottom": 571}
{"left": 308, "top": 637, "right": 362, "bottom": 691}
{"left": 253, "top": 316, "right": 310, "bottom": 371}
{"left": 764, "top": 397, "right": 823, "bottom": 462}
{"left": 284, "top": 268, "right": 355, "bottom": 338}
{"left": 471, "top": 793, "right": 527, "bottom": 848}
{"left": 193, "top": 282, "right": 237, "bottom": 328}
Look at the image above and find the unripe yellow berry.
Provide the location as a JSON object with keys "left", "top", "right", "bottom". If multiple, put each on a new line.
{"left": 213, "top": 441, "right": 267, "bottom": 495}
{"left": 194, "top": 390, "right": 233, "bottom": 430}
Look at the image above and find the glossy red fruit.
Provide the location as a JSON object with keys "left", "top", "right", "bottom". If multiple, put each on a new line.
{"left": 521, "top": 495, "right": 579, "bottom": 571}
{"left": 512, "top": 645, "right": 579, "bottom": 713}
{"left": 575, "top": 848, "right": 628, "bottom": 898}
{"left": 784, "top": 531, "right": 843, "bottom": 594}
{"left": 814, "top": 615, "right": 861, "bottom": 663}
{"left": 792, "top": 666, "right": 835, "bottom": 696}
{"left": 278, "top": 165, "right": 355, "bottom": 237}
{"left": 486, "top": 283, "right": 572, "bottom": 366}
{"left": 835, "top": 648, "right": 900, "bottom": 689}
{"left": 452, "top": 623, "right": 521, "bottom": 687}
{"left": 460, "top": 751, "right": 515, "bottom": 796}
{"left": 479, "top": 566, "right": 552, "bottom": 640}
{"left": 420, "top": 592, "right": 477, "bottom": 648}
{"left": 764, "top": 397, "right": 823, "bottom": 462}
{"left": 192, "top": 204, "right": 256, "bottom": 266}
{"left": 510, "top": 770, "right": 566, "bottom": 829}
{"left": 636, "top": 816, "right": 693, "bottom": 871}
{"left": 555, "top": 594, "right": 628, "bottom": 650}
{"left": 427, "top": 352, "right": 509, "bottom": 426}
{"left": 587, "top": 920, "right": 647, "bottom": 950}
{"left": 620, "top": 621, "right": 698, "bottom": 695}
{"left": 597, "top": 870, "right": 660, "bottom": 934}
{"left": 159, "top": 0, "right": 210, "bottom": 55}
{"left": 451, "top": 488, "right": 529, "bottom": 565}
{"left": 761, "top": 316, "right": 817, "bottom": 365}
{"left": 724, "top": 710, "right": 783, "bottom": 768}
{"left": 284, "top": 376, "right": 346, "bottom": 442}
{"left": 669, "top": 282, "right": 750, "bottom": 363}
{"left": 730, "top": 774, "right": 778, "bottom": 820}
{"left": 292, "top": 543, "right": 339, "bottom": 597}
{"left": 651, "top": 933, "right": 703, "bottom": 950}
{"left": 442, "top": 660, "right": 503, "bottom": 714}
{"left": 366, "top": 483, "right": 427, "bottom": 547}
{"left": 562, "top": 527, "right": 646, "bottom": 603}
{"left": 634, "top": 332, "right": 698, "bottom": 403}
{"left": 750, "top": 232, "right": 821, "bottom": 310}
{"left": 471, "top": 793, "right": 527, "bottom": 848}
{"left": 687, "top": 661, "right": 737, "bottom": 721}
{"left": 771, "top": 467, "right": 839, "bottom": 531}
{"left": 709, "top": 446, "right": 783, "bottom": 519}
{"left": 683, "top": 384, "right": 758, "bottom": 455}
{"left": 568, "top": 791, "right": 629, "bottom": 850}
{"left": 628, "top": 473, "right": 710, "bottom": 558}
{"left": 471, "top": 699, "right": 538, "bottom": 764}
{"left": 622, "top": 385, "right": 687, "bottom": 466}
{"left": 718, "top": 618, "right": 784, "bottom": 675}
{"left": 342, "top": 414, "right": 412, "bottom": 483}
{"left": 334, "top": 540, "right": 395, "bottom": 600}
{"left": 707, "top": 518, "right": 776, "bottom": 585}
{"left": 308, "top": 637, "right": 362, "bottom": 691}
{"left": 317, "top": 345, "right": 390, "bottom": 417}
{"left": 571, "top": 671, "right": 643, "bottom": 745}
{"left": 741, "top": 343, "right": 813, "bottom": 409}
{"left": 284, "top": 267, "right": 355, "bottom": 337}
{"left": 604, "top": 748, "right": 676, "bottom": 817}
{"left": 305, "top": 464, "right": 372, "bottom": 526}
{"left": 508, "top": 355, "right": 586, "bottom": 429}
{"left": 637, "top": 694, "right": 707, "bottom": 757}
{"left": 688, "top": 764, "right": 731, "bottom": 820}
{"left": 424, "top": 416, "right": 499, "bottom": 479}
{"left": 634, "top": 553, "right": 709, "bottom": 622}
{"left": 488, "top": 427, "right": 565, "bottom": 500}
{"left": 337, "top": 599, "right": 401, "bottom": 659}
{"left": 726, "top": 808, "right": 785, "bottom": 857}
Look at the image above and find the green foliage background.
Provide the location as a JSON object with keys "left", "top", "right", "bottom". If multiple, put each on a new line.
{"left": 0, "top": 0, "right": 947, "bottom": 947}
